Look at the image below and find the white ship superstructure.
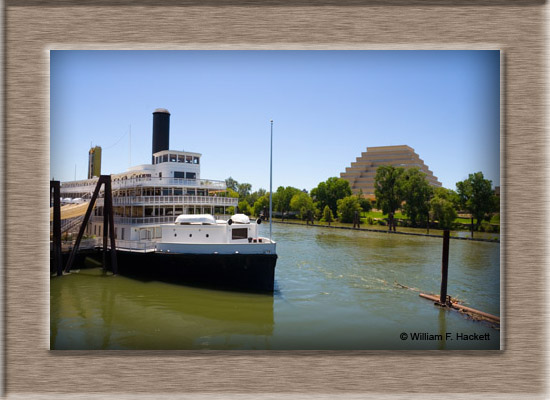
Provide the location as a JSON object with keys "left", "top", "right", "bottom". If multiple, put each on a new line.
{"left": 57, "top": 108, "right": 276, "bottom": 292}
{"left": 60, "top": 148, "right": 237, "bottom": 244}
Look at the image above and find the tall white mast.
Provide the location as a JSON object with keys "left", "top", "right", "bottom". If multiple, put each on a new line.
{"left": 129, "top": 124, "right": 132, "bottom": 167}
{"left": 269, "top": 119, "right": 273, "bottom": 241}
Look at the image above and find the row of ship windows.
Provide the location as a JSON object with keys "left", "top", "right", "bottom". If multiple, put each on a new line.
{"left": 155, "top": 154, "right": 200, "bottom": 165}
{"left": 91, "top": 225, "right": 248, "bottom": 241}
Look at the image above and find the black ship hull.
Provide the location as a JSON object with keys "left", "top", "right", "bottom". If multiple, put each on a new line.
{"left": 107, "top": 250, "right": 277, "bottom": 292}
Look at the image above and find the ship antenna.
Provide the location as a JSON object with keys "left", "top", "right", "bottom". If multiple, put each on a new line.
{"left": 269, "top": 119, "right": 273, "bottom": 241}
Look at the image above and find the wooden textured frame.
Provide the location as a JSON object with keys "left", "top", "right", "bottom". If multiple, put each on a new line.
{"left": 4, "top": 0, "right": 546, "bottom": 398}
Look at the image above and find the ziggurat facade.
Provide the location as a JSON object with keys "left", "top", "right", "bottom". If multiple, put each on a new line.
{"left": 340, "top": 145, "right": 442, "bottom": 199}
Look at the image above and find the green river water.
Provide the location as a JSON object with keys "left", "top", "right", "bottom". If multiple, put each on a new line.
{"left": 51, "top": 223, "right": 500, "bottom": 350}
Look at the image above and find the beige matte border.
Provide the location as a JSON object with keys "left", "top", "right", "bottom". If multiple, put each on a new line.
{"left": 4, "top": 1, "right": 545, "bottom": 399}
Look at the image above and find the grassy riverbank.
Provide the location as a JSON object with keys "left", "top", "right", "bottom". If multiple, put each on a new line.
{"left": 271, "top": 217, "right": 500, "bottom": 241}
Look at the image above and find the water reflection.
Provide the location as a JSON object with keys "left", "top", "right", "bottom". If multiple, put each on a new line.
{"left": 51, "top": 268, "right": 274, "bottom": 350}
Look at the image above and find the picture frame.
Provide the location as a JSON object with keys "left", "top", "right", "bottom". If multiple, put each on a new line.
{"left": 4, "top": 0, "right": 545, "bottom": 398}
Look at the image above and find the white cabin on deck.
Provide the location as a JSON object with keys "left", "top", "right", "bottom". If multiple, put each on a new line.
{"left": 155, "top": 214, "right": 275, "bottom": 255}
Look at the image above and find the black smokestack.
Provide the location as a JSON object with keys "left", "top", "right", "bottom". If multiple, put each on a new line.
{"left": 152, "top": 108, "right": 170, "bottom": 163}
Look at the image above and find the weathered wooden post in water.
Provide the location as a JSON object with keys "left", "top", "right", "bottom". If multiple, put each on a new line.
{"left": 439, "top": 230, "right": 450, "bottom": 306}
{"left": 50, "top": 180, "right": 63, "bottom": 276}
{"left": 418, "top": 229, "right": 500, "bottom": 324}
{"left": 353, "top": 210, "right": 360, "bottom": 229}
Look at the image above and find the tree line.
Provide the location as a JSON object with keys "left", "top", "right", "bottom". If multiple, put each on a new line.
{"left": 221, "top": 167, "right": 499, "bottom": 237}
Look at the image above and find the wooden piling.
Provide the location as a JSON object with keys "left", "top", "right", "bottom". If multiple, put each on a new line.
{"left": 65, "top": 175, "right": 117, "bottom": 274}
{"left": 439, "top": 230, "right": 450, "bottom": 305}
{"left": 353, "top": 210, "right": 360, "bottom": 229}
{"left": 105, "top": 177, "right": 118, "bottom": 274}
{"left": 50, "top": 181, "right": 62, "bottom": 276}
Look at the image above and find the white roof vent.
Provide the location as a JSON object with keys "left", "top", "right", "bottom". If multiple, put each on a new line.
{"left": 175, "top": 214, "right": 216, "bottom": 225}
{"left": 230, "top": 214, "right": 250, "bottom": 224}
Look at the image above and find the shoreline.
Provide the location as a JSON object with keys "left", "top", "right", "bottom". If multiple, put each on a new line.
{"left": 272, "top": 220, "right": 500, "bottom": 243}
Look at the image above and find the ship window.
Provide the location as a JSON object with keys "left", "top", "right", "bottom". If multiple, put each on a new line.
{"left": 140, "top": 229, "right": 151, "bottom": 240}
{"left": 185, "top": 155, "right": 192, "bottom": 163}
{"left": 174, "top": 171, "right": 185, "bottom": 179}
{"left": 186, "top": 172, "right": 196, "bottom": 179}
{"left": 162, "top": 154, "right": 168, "bottom": 162}
{"left": 121, "top": 228, "right": 125, "bottom": 240}
{"left": 178, "top": 155, "right": 185, "bottom": 163}
{"left": 193, "top": 157, "right": 199, "bottom": 164}
{"left": 231, "top": 228, "right": 248, "bottom": 240}
{"left": 170, "top": 154, "right": 177, "bottom": 162}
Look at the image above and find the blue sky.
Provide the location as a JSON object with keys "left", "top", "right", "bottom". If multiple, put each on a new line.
{"left": 50, "top": 50, "right": 500, "bottom": 191}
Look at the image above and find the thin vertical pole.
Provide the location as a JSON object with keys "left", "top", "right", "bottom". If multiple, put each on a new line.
{"left": 129, "top": 124, "right": 132, "bottom": 168}
{"left": 439, "top": 230, "right": 450, "bottom": 305}
{"left": 269, "top": 120, "right": 273, "bottom": 241}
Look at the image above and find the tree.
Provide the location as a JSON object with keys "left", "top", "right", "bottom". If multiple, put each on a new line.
{"left": 456, "top": 172, "right": 497, "bottom": 237}
{"left": 225, "top": 188, "right": 239, "bottom": 198}
{"left": 374, "top": 165, "right": 405, "bottom": 232}
{"left": 237, "top": 200, "right": 251, "bottom": 215}
{"left": 400, "top": 167, "right": 433, "bottom": 227}
{"left": 310, "top": 177, "right": 352, "bottom": 216}
{"left": 430, "top": 187, "right": 458, "bottom": 230}
{"left": 337, "top": 195, "right": 362, "bottom": 223}
{"left": 252, "top": 194, "right": 270, "bottom": 217}
{"left": 322, "top": 205, "right": 334, "bottom": 226}
{"left": 357, "top": 189, "right": 372, "bottom": 213}
{"left": 289, "top": 192, "right": 315, "bottom": 220}
{"left": 237, "top": 182, "right": 252, "bottom": 200}
{"left": 246, "top": 188, "right": 266, "bottom": 206}
{"left": 225, "top": 177, "right": 239, "bottom": 191}
{"left": 273, "top": 186, "right": 302, "bottom": 216}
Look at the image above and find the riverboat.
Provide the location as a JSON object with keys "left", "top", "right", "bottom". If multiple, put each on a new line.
{"left": 58, "top": 109, "right": 277, "bottom": 291}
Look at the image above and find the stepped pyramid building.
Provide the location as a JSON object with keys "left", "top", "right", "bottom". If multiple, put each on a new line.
{"left": 340, "top": 145, "right": 442, "bottom": 199}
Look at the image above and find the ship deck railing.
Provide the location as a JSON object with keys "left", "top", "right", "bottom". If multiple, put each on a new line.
{"left": 109, "top": 195, "right": 237, "bottom": 206}
{"left": 91, "top": 215, "right": 178, "bottom": 225}
{"left": 52, "top": 237, "right": 157, "bottom": 254}
{"left": 91, "top": 214, "right": 233, "bottom": 226}
{"left": 61, "top": 177, "right": 227, "bottom": 192}
{"left": 112, "top": 239, "right": 157, "bottom": 253}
